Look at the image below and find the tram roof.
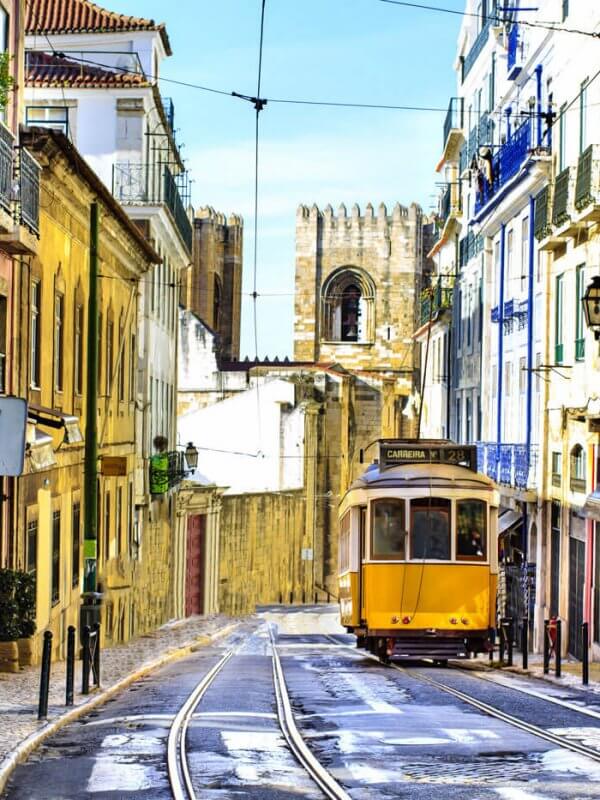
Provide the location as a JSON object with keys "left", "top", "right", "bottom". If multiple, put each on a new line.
{"left": 349, "top": 462, "right": 496, "bottom": 491}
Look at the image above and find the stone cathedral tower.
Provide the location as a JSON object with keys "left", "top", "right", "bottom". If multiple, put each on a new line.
{"left": 294, "top": 201, "right": 429, "bottom": 397}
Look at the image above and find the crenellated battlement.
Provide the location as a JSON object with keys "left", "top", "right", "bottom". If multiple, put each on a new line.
{"left": 196, "top": 206, "right": 244, "bottom": 227}
{"left": 296, "top": 201, "right": 420, "bottom": 228}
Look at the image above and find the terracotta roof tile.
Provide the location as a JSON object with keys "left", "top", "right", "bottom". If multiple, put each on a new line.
{"left": 26, "top": 0, "right": 172, "bottom": 55}
{"left": 25, "top": 50, "right": 149, "bottom": 88}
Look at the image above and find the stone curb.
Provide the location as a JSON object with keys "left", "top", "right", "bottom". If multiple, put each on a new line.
{"left": 0, "top": 621, "right": 239, "bottom": 796}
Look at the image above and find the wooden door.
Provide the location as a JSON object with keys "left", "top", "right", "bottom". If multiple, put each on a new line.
{"left": 568, "top": 536, "right": 585, "bottom": 660}
{"left": 185, "top": 514, "right": 206, "bottom": 616}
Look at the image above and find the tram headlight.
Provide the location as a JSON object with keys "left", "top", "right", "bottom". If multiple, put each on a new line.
{"left": 461, "top": 617, "right": 469, "bottom": 625}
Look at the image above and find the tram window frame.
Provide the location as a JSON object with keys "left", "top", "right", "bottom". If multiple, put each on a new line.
{"left": 410, "top": 498, "right": 451, "bottom": 561}
{"left": 370, "top": 499, "right": 406, "bottom": 560}
{"left": 339, "top": 510, "right": 351, "bottom": 572}
{"left": 456, "top": 499, "right": 488, "bottom": 561}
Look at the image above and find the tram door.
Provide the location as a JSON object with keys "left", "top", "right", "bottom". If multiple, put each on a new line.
{"left": 359, "top": 506, "right": 366, "bottom": 622}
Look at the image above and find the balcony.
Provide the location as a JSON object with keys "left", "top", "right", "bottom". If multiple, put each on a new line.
{"left": 476, "top": 442, "right": 537, "bottom": 490}
{"left": 533, "top": 185, "right": 556, "bottom": 248}
{"left": 0, "top": 141, "right": 40, "bottom": 255}
{"left": 475, "top": 117, "right": 532, "bottom": 215}
{"left": 552, "top": 168, "right": 571, "bottom": 226}
{"left": 507, "top": 24, "right": 523, "bottom": 80}
{"left": 112, "top": 162, "right": 192, "bottom": 253}
{"left": 462, "top": 5, "right": 497, "bottom": 82}
{"left": 420, "top": 277, "right": 453, "bottom": 325}
{"left": 570, "top": 476, "right": 586, "bottom": 494}
{"left": 459, "top": 230, "right": 483, "bottom": 267}
{"left": 441, "top": 97, "right": 464, "bottom": 164}
{"left": 574, "top": 144, "right": 600, "bottom": 222}
{"left": 149, "top": 450, "right": 185, "bottom": 495}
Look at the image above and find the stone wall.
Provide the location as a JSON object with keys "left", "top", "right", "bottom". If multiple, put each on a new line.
{"left": 218, "top": 491, "right": 306, "bottom": 615}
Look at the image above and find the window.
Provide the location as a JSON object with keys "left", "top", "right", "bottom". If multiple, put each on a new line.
{"left": 466, "top": 396, "right": 472, "bottom": 443}
{"left": 570, "top": 445, "right": 586, "bottom": 492}
{"left": 0, "top": 293, "right": 6, "bottom": 394}
{"left": 321, "top": 269, "right": 374, "bottom": 343}
{"left": 72, "top": 502, "right": 80, "bottom": 587}
{"left": 580, "top": 79, "right": 588, "bottom": 154}
{"left": 104, "top": 491, "right": 110, "bottom": 561}
{"left": 504, "top": 361, "right": 512, "bottom": 397}
{"left": 493, "top": 239, "right": 500, "bottom": 302}
{"left": 519, "top": 356, "right": 527, "bottom": 394}
{"left": 339, "top": 510, "right": 351, "bottom": 571}
{"left": 521, "top": 216, "right": 529, "bottom": 292}
{"left": 51, "top": 510, "right": 60, "bottom": 605}
{"left": 116, "top": 485, "right": 123, "bottom": 555}
{"left": 0, "top": 7, "right": 8, "bottom": 53}
{"left": 106, "top": 319, "right": 113, "bottom": 395}
{"left": 456, "top": 396, "right": 462, "bottom": 442}
{"left": 555, "top": 274, "right": 564, "bottom": 363}
{"left": 30, "top": 280, "right": 41, "bottom": 387}
{"left": 25, "top": 106, "right": 69, "bottom": 136}
{"left": 371, "top": 499, "right": 406, "bottom": 560}
{"left": 74, "top": 303, "right": 84, "bottom": 395}
{"left": 506, "top": 229, "right": 514, "bottom": 288}
{"left": 575, "top": 264, "right": 586, "bottom": 360}
{"left": 466, "top": 286, "right": 472, "bottom": 348}
{"left": 26, "top": 518, "right": 37, "bottom": 575}
{"left": 54, "top": 293, "right": 64, "bottom": 391}
{"left": 488, "top": 53, "right": 495, "bottom": 112}
{"left": 559, "top": 103, "right": 567, "bottom": 171}
{"left": 128, "top": 482, "right": 134, "bottom": 557}
{"left": 410, "top": 498, "right": 451, "bottom": 560}
{"left": 552, "top": 451, "right": 562, "bottom": 487}
{"left": 130, "top": 334, "right": 136, "bottom": 400}
{"left": 118, "top": 321, "right": 125, "bottom": 401}
{"left": 456, "top": 499, "right": 487, "bottom": 561}
{"left": 562, "top": 0, "right": 568, "bottom": 21}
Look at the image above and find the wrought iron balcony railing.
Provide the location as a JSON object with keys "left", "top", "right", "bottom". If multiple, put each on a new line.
{"left": 476, "top": 442, "right": 537, "bottom": 490}
{"left": 19, "top": 148, "right": 41, "bottom": 235}
{"left": 420, "top": 277, "right": 453, "bottom": 325}
{"left": 443, "top": 97, "right": 464, "bottom": 150}
{"left": 475, "top": 117, "right": 532, "bottom": 214}
{"left": 0, "top": 124, "right": 14, "bottom": 214}
{"left": 149, "top": 450, "right": 185, "bottom": 494}
{"left": 552, "top": 167, "right": 571, "bottom": 226}
{"left": 112, "top": 162, "right": 192, "bottom": 253}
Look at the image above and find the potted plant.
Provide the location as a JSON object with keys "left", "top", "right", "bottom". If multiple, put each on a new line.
{"left": 0, "top": 569, "right": 20, "bottom": 672}
{"left": 16, "top": 572, "right": 37, "bottom": 666}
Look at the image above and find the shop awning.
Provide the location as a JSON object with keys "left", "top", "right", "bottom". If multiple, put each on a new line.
{"left": 27, "top": 427, "right": 57, "bottom": 471}
{"left": 583, "top": 490, "right": 600, "bottom": 522}
{"left": 28, "top": 403, "right": 83, "bottom": 444}
{"left": 498, "top": 508, "right": 522, "bottom": 534}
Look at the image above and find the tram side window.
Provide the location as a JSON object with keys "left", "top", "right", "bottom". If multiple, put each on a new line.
{"left": 371, "top": 499, "right": 406, "bottom": 560}
{"left": 339, "top": 510, "right": 351, "bottom": 572}
{"left": 456, "top": 499, "right": 487, "bottom": 561}
{"left": 410, "top": 498, "right": 451, "bottom": 560}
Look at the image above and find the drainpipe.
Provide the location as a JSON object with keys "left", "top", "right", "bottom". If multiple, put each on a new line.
{"left": 535, "top": 64, "right": 543, "bottom": 148}
{"left": 497, "top": 224, "right": 506, "bottom": 447}
{"left": 524, "top": 195, "right": 536, "bottom": 562}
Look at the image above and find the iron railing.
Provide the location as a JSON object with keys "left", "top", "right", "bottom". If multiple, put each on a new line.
{"left": 533, "top": 185, "right": 552, "bottom": 240}
{"left": 0, "top": 123, "right": 14, "bottom": 213}
{"left": 475, "top": 117, "right": 532, "bottom": 214}
{"left": 571, "top": 476, "right": 586, "bottom": 493}
{"left": 420, "top": 277, "right": 453, "bottom": 325}
{"left": 26, "top": 49, "right": 145, "bottom": 77}
{"left": 476, "top": 442, "right": 537, "bottom": 489}
{"left": 443, "top": 97, "right": 464, "bottom": 149}
{"left": 440, "top": 184, "right": 451, "bottom": 222}
{"left": 112, "top": 162, "right": 192, "bottom": 252}
{"left": 149, "top": 450, "right": 185, "bottom": 494}
{"left": 19, "top": 148, "right": 41, "bottom": 235}
{"left": 552, "top": 167, "right": 571, "bottom": 226}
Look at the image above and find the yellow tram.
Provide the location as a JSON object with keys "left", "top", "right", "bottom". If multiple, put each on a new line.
{"left": 338, "top": 440, "right": 499, "bottom": 662}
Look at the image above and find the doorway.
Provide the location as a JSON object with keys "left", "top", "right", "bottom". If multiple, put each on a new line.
{"left": 185, "top": 514, "right": 206, "bottom": 616}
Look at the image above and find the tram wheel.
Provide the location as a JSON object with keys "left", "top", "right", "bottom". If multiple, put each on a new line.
{"left": 433, "top": 659, "right": 448, "bottom": 667}
{"left": 356, "top": 635, "right": 366, "bottom": 649}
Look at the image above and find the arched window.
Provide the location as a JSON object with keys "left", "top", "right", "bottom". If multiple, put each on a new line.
{"left": 570, "top": 444, "right": 586, "bottom": 492}
{"left": 213, "top": 274, "right": 222, "bottom": 332}
{"left": 321, "top": 268, "right": 375, "bottom": 343}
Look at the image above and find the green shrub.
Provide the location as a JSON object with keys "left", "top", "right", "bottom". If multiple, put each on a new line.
{"left": 16, "top": 572, "right": 36, "bottom": 638}
{"left": 0, "top": 569, "right": 20, "bottom": 641}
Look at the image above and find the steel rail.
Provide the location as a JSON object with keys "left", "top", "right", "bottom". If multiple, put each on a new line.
{"left": 323, "top": 636, "right": 600, "bottom": 763}
{"left": 167, "top": 650, "right": 234, "bottom": 800}
{"left": 270, "top": 628, "right": 352, "bottom": 800}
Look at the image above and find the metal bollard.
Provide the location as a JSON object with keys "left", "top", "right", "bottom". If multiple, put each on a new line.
{"left": 555, "top": 619, "right": 562, "bottom": 678}
{"left": 302, "top": 590, "right": 306, "bottom": 604}
{"left": 66, "top": 625, "right": 76, "bottom": 706}
{"left": 81, "top": 624, "right": 91, "bottom": 695}
{"left": 521, "top": 616, "right": 528, "bottom": 670}
{"left": 582, "top": 622, "right": 589, "bottom": 686}
{"left": 92, "top": 622, "right": 101, "bottom": 688}
{"left": 488, "top": 627, "right": 495, "bottom": 662}
{"left": 499, "top": 622, "right": 505, "bottom": 664}
{"left": 38, "top": 631, "right": 53, "bottom": 720}
{"left": 506, "top": 618, "right": 514, "bottom": 667}
{"left": 543, "top": 619, "right": 550, "bottom": 674}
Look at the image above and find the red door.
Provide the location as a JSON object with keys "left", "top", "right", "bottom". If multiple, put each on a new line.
{"left": 185, "top": 514, "right": 206, "bottom": 616}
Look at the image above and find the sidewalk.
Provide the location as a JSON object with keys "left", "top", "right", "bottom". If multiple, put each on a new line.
{"left": 0, "top": 613, "right": 239, "bottom": 793}
{"left": 472, "top": 650, "right": 600, "bottom": 696}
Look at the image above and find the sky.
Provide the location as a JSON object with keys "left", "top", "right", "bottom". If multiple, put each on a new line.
{"left": 109, "top": 0, "right": 463, "bottom": 358}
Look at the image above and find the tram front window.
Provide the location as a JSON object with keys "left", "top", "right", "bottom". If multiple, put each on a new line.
{"left": 456, "top": 499, "right": 487, "bottom": 561}
{"left": 371, "top": 499, "right": 406, "bottom": 559}
{"left": 410, "top": 498, "right": 451, "bottom": 560}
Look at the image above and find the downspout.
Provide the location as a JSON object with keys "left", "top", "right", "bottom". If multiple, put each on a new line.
{"left": 524, "top": 195, "right": 536, "bottom": 562}
{"left": 496, "top": 223, "right": 506, "bottom": 447}
{"left": 535, "top": 64, "right": 543, "bottom": 149}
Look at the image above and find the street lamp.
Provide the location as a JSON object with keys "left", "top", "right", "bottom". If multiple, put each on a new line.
{"left": 583, "top": 275, "right": 600, "bottom": 341}
{"left": 184, "top": 442, "right": 199, "bottom": 472}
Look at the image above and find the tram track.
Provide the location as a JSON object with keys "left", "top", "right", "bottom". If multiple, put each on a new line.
{"left": 322, "top": 634, "right": 600, "bottom": 765}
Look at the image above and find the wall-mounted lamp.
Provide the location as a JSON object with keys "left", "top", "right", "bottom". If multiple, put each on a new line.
{"left": 583, "top": 275, "right": 600, "bottom": 341}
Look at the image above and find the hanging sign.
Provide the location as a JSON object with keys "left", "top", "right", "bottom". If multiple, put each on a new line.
{"left": 101, "top": 456, "right": 128, "bottom": 476}
{"left": 379, "top": 440, "right": 477, "bottom": 471}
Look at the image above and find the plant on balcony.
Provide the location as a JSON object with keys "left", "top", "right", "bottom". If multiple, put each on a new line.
{"left": 0, "top": 52, "right": 14, "bottom": 112}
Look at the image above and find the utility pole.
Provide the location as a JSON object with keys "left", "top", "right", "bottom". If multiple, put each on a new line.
{"left": 82, "top": 202, "right": 100, "bottom": 619}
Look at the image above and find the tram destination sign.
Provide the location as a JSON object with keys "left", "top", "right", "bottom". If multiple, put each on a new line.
{"left": 379, "top": 441, "right": 477, "bottom": 471}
